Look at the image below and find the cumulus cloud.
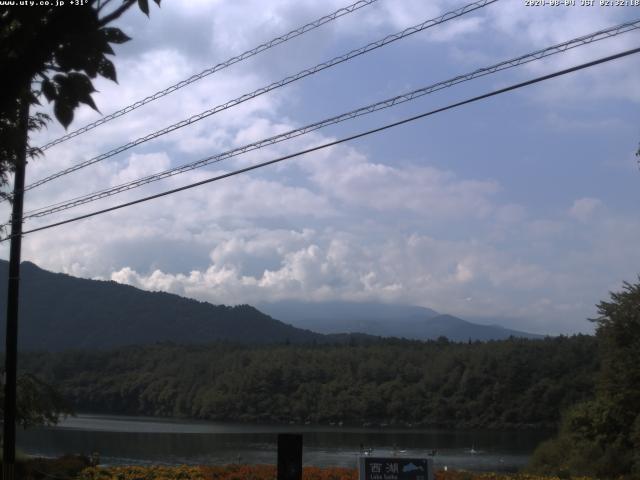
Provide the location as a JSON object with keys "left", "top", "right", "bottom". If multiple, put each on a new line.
{"left": 2, "top": 1, "right": 637, "bottom": 339}
{"left": 101, "top": 215, "right": 640, "bottom": 335}
{"left": 311, "top": 159, "right": 499, "bottom": 219}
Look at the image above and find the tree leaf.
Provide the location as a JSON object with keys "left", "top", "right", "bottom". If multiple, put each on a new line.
{"left": 53, "top": 74, "right": 67, "bottom": 85}
{"left": 66, "top": 73, "right": 99, "bottom": 111}
{"left": 55, "top": 42, "right": 88, "bottom": 71}
{"left": 102, "top": 27, "right": 131, "bottom": 45}
{"left": 99, "top": 37, "right": 115, "bottom": 55}
{"left": 80, "top": 94, "right": 98, "bottom": 112}
{"left": 90, "top": 30, "right": 115, "bottom": 56}
{"left": 54, "top": 100, "right": 74, "bottom": 129}
{"left": 138, "top": 0, "right": 150, "bottom": 16}
{"left": 41, "top": 78, "right": 57, "bottom": 102}
{"left": 67, "top": 72, "right": 96, "bottom": 94}
{"left": 83, "top": 53, "right": 102, "bottom": 78}
{"left": 97, "top": 58, "right": 117, "bottom": 83}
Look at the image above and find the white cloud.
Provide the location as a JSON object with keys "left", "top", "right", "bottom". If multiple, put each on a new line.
{"left": 111, "top": 153, "right": 172, "bottom": 184}
{"left": 300, "top": 146, "right": 500, "bottom": 220}
{"left": 569, "top": 197, "right": 602, "bottom": 222}
{"left": 1, "top": 1, "right": 637, "bottom": 340}
{"left": 491, "top": 4, "right": 640, "bottom": 102}
{"left": 99, "top": 223, "right": 602, "bottom": 334}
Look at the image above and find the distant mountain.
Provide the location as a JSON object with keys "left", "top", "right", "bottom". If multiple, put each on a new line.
{"left": 0, "top": 261, "right": 326, "bottom": 351}
{"left": 413, "top": 314, "right": 543, "bottom": 341}
{"left": 0, "top": 260, "right": 540, "bottom": 351}
{"left": 258, "top": 300, "right": 542, "bottom": 341}
{"left": 258, "top": 300, "right": 439, "bottom": 323}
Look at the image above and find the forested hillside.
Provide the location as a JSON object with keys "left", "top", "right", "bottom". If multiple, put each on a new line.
{"left": 21, "top": 335, "right": 597, "bottom": 429}
{"left": 0, "top": 261, "right": 324, "bottom": 350}
{"left": 0, "top": 261, "right": 542, "bottom": 350}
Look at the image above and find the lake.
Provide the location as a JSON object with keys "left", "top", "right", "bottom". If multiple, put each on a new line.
{"left": 17, "top": 414, "right": 552, "bottom": 472}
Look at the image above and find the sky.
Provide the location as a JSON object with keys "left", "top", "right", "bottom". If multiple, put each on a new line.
{"left": 2, "top": 0, "right": 639, "bottom": 335}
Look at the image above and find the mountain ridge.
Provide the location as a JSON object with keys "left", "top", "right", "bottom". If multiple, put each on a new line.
{"left": 258, "top": 301, "right": 543, "bottom": 341}
{"left": 0, "top": 260, "right": 541, "bottom": 351}
{"left": 0, "top": 260, "right": 325, "bottom": 351}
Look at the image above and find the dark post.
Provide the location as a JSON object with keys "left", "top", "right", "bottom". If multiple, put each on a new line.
{"left": 2, "top": 99, "right": 29, "bottom": 480}
{"left": 277, "top": 433, "right": 303, "bottom": 480}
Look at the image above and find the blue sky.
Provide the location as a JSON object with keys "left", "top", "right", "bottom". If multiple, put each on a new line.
{"left": 2, "top": 0, "right": 639, "bottom": 335}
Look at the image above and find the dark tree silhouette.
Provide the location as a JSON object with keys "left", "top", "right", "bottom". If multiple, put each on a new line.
{"left": 0, "top": 0, "right": 161, "bottom": 461}
{"left": 0, "top": 0, "right": 160, "bottom": 194}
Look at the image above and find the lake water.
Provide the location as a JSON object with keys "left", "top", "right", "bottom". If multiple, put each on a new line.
{"left": 17, "top": 414, "right": 552, "bottom": 472}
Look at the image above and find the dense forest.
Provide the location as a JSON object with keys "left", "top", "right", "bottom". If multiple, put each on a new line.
{"left": 21, "top": 335, "right": 597, "bottom": 429}
{"left": 528, "top": 280, "right": 640, "bottom": 478}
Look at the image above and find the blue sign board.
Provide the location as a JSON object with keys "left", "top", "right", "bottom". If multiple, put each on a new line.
{"left": 358, "top": 457, "right": 433, "bottom": 480}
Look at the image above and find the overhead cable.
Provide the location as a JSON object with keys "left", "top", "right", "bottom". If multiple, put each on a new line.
{"left": 37, "top": 0, "right": 381, "bottom": 152}
{"left": 21, "top": 19, "right": 640, "bottom": 220}
{"left": 21, "top": 0, "right": 498, "bottom": 194}
{"left": 5, "top": 46, "right": 638, "bottom": 241}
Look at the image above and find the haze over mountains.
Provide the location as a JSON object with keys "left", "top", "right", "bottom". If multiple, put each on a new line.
{"left": 0, "top": 260, "right": 541, "bottom": 351}
{"left": 258, "top": 301, "right": 542, "bottom": 341}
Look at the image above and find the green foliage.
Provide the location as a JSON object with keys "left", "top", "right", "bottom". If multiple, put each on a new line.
{"left": 0, "top": 373, "right": 71, "bottom": 429}
{"left": 21, "top": 335, "right": 597, "bottom": 429}
{"left": 528, "top": 278, "right": 640, "bottom": 479}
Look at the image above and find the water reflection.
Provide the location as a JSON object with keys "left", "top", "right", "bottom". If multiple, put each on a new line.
{"left": 17, "top": 414, "right": 552, "bottom": 472}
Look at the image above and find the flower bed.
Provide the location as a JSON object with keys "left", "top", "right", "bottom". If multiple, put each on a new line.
{"left": 77, "top": 465, "right": 597, "bottom": 480}
{"left": 77, "top": 465, "right": 358, "bottom": 480}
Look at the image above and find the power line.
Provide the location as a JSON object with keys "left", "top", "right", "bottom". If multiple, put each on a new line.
{"left": 20, "top": 0, "right": 498, "bottom": 195}
{"left": 37, "top": 0, "right": 380, "bottom": 152}
{"left": 21, "top": 19, "right": 640, "bottom": 221}
{"left": 5, "top": 46, "right": 638, "bottom": 242}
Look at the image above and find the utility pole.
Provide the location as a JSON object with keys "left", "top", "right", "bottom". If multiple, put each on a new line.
{"left": 2, "top": 98, "right": 29, "bottom": 480}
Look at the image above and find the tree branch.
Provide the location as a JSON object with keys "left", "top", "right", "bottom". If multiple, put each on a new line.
{"left": 98, "top": 0, "right": 136, "bottom": 27}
